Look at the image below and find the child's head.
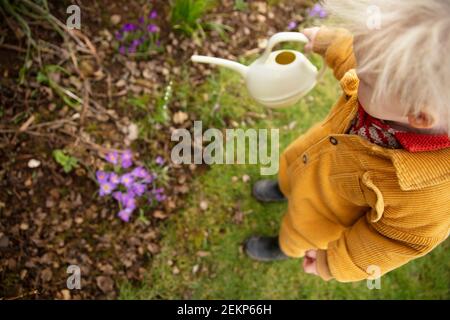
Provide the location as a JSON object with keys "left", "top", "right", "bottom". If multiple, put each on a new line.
{"left": 322, "top": 0, "right": 450, "bottom": 134}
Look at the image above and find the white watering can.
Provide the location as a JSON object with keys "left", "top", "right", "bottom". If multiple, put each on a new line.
{"left": 191, "top": 32, "right": 326, "bottom": 108}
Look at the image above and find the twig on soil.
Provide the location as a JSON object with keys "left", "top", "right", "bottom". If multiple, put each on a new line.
{"left": 0, "top": 43, "right": 26, "bottom": 53}
{"left": 18, "top": 114, "right": 35, "bottom": 132}
{"left": 30, "top": 119, "right": 78, "bottom": 130}
{"left": 38, "top": 39, "right": 68, "bottom": 57}
{"left": 0, "top": 290, "right": 39, "bottom": 300}
{"left": 71, "top": 29, "right": 101, "bottom": 65}
{"left": 58, "top": 128, "right": 122, "bottom": 155}
{"left": 0, "top": 129, "right": 55, "bottom": 138}
{"left": 106, "top": 72, "right": 112, "bottom": 106}
{"left": 80, "top": 79, "right": 91, "bottom": 125}
{"left": 0, "top": 119, "right": 78, "bottom": 134}
{"left": 92, "top": 90, "right": 128, "bottom": 99}
{"left": 67, "top": 42, "right": 81, "bottom": 75}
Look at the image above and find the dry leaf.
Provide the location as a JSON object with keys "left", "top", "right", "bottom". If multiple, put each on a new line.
{"left": 153, "top": 210, "right": 167, "bottom": 219}
{"left": 61, "top": 289, "right": 71, "bottom": 300}
{"left": 110, "top": 14, "right": 121, "bottom": 25}
{"left": 192, "top": 265, "right": 200, "bottom": 274}
{"left": 199, "top": 201, "right": 208, "bottom": 211}
{"left": 232, "top": 210, "right": 244, "bottom": 224}
{"left": 196, "top": 251, "right": 210, "bottom": 257}
{"left": 96, "top": 276, "right": 114, "bottom": 293}
{"left": 173, "top": 111, "right": 188, "bottom": 124}
{"left": 127, "top": 123, "right": 139, "bottom": 142}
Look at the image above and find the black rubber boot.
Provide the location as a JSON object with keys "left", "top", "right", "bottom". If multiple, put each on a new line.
{"left": 244, "top": 236, "right": 289, "bottom": 262}
{"left": 252, "top": 180, "right": 286, "bottom": 202}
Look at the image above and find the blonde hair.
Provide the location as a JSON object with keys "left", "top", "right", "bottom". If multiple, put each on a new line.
{"left": 321, "top": 0, "right": 450, "bottom": 133}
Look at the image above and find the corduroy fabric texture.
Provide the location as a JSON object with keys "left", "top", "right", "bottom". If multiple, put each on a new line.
{"left": 277, "top": 27, "right": 450, "bottom": 282}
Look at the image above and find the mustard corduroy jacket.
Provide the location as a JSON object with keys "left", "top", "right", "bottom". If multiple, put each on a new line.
{"left": 277, "top": 27, "right": 450, "bottom": 282}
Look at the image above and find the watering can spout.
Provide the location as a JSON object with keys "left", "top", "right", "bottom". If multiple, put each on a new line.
{"left": 191, "top": 55, "right": 248, "bottom": 77}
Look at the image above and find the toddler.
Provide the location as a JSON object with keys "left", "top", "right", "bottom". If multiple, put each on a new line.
{"left": 245, "top": 0, "right": 450, "bottom": 282}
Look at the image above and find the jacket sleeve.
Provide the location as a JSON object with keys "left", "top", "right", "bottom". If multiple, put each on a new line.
{"left": 313, "top": 26, "right": 357, "bottom": 81}
{"left": 316, "top": 206, "right": 449, "bottom": 282}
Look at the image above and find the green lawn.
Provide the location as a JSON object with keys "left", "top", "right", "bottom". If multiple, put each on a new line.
{"left": 120, "top": 63, "right": 450, "bottom": 300}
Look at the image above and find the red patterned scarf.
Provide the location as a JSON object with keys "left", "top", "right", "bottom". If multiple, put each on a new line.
{"left": 347, "top": 103, "right": 450, "bottom": 152}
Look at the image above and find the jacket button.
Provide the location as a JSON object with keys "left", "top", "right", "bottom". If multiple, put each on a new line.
{"left": 302, "top": 154, "right": 308, "bottom": 164}
{"left": 330, "top": 137, "right": 338, "bottom": 145}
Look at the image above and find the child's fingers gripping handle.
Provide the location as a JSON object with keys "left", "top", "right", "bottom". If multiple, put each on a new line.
{"left": 302, "top": 27, "right": 321, "bottom": 53}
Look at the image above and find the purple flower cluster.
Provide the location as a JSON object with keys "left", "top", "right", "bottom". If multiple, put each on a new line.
{"left": 287, "top": 21, "right": 298, "bottom": 31}
{"left": 308, "top": 4, "right": 327, "bottom": 19}
{"left": 115, "top": 9, "right": 161, "bottom": 56}
{"left": 96, "top": 151, "right": 167, "bottom": 222}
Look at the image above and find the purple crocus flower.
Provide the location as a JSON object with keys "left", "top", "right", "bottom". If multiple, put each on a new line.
{"left": 309, "top": 4, "right": 327, "bottom": 18}
{"left": 149, "top": 10, "right": 157, "bottom": 19}
{"left": 155, "top": 156, "right": 164, "bottom": 166}
{"left": 153, "top": 187, "right": 164, "bottom": 194}
{"left": 138, "top": 17, "right": 145, "bottom": 24}
{"left": 132, "top": 183, "right": 147, "bottom": 196}
{"left": 131, "top": 39, "right": 141, "bottom": 47}
{"left": 120, "top": 173, "right": 135, "bottom": 188}
{"left": 109, "top": 172, "right": 120, "bottom": 185}
{"left": 121, "top": 192, "right": 136, "bottom": 210}
{"left": 142, "top": 172, "right": 155, "bottom": 184}
{"left": 113, "top": 191, "right": 123, "bottom": 202}
{"left": 131, "top": 166, "right": 149, "bottom": 179}
{"left": 287, "top": 21, "right": 298, "bottom": 31}
{"left": 99, "top": 182, "right": 116, "bottom": 197}
{"left": 155, "top": 193, "right": 166, "bottom": 202}
{"left": 147, "top": 24, "right": 159, "bottom": 33}
{"left": 105, "top": 151, "right": 119, "bottom": 165}
{"left": 119, "top": 46, "right": 126, "bottom": 55}
{"left": 118, "top": 208, "right": 133, "bottom": 222}
{"left": 121, "top": 150, "right": 133, "bottom": 168}
{"left": 319, "top": 10, "right": 327, "bottom": 19}
{"left": 96, "top": 170, "right": 109, "bottom": 183}
{"left": 115, "top": 31, "right": 123, "bottom": 40}
{"left": 152, "top": 187, "right": 166, "bottom": 201}
{"left": 122, "top": 23, "right": 137, "bottom": 32}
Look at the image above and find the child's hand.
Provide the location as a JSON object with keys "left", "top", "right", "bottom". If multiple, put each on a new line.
{"left": 302, "top": 250, "right": 319, "bottom": 276}
{"left": 302, "top": 27, "right": 320, "bottom": 53}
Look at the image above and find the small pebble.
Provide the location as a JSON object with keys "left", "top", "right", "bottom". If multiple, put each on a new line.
{"left": 20, "top": 223, "right": 29, "bottom": 231}
{"left": 28, "top": 159, "right": 41, "bottom": 168}
{"left": 110, "top": 14, "right": 121, "bottom": 25}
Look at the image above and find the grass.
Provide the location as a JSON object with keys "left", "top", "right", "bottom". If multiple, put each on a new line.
{"left": 170, "top": 0, "right": 217, "bottom": 36}
{"left": 120, "top": 60, "right": 450, "bottom": 300}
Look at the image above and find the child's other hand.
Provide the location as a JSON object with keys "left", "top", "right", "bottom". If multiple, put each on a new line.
{"left": 302, "top": 250, "right": 319, "bottom": 276}
{"left": 302, "top": 27, "right": 320, "bottom": 53}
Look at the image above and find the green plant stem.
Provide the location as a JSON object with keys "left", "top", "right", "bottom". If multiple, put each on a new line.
{"left": 0, "top": 0, "right": 35, "bottom": 82}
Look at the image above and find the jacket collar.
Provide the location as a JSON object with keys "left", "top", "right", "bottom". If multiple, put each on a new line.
{"left": 341, "top": 70, "right": 450, "bottom": 191}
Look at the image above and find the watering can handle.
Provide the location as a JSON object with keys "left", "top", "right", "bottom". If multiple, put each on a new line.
{"left": 262, "top": 32, "right": 327, "bottom": 81}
